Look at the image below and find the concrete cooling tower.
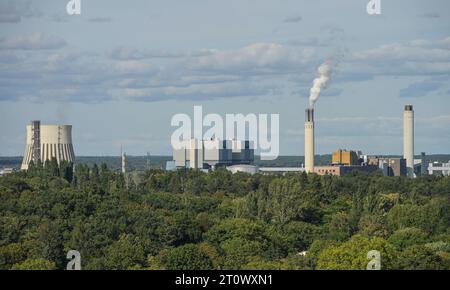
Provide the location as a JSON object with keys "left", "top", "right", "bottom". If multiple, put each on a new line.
{"left": 21, "top": 120, "right": 75, "bottom": 170}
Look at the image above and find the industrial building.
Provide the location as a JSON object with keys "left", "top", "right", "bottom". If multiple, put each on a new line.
{"left": 314, "top": 164, "right": 378, "bottom": 176}
{"left": 0, "top": 168, "right": 14, "bottom": 176}
{"left": 428, "top": 162, "right": 450, "bottom": 176}
{"left": 164, "top": 103, "right": 426, "bottom": 178}
{"left": 21, "top": 120, "right": 75, "bottom": 170}
{"left": 332, "top": 149, "right": 360, "bottom": 165}
{"left": 170, "top": 139, "right": 254, "bottom": 170}
{"left": 226, "top": 164, "right": 260, "bottom": 174}
{"left": 368, "top": 157, "right": 407, "bottom": 177}
{"left": 414, "top": 152, "right": 428, "bottom": 176}
{"left": 226, "top": 165, "right": 304, "bottom": 175}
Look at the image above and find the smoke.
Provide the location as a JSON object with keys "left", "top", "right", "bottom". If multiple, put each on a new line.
{"left": 308, "top": 59, "right": 334, "bottom": 108}
{"left": 56, "top": 102, "right": 71, "bottom": 124}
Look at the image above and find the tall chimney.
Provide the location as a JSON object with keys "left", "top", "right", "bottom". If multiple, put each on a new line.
{"left": 305, "top": 108, "right": 315, "bottom": 173}
{"left": 403, "top": 105, "right": 414, "bottom": 178}
{"left": 122, "top": 151, "right": 127, "bottom": 174}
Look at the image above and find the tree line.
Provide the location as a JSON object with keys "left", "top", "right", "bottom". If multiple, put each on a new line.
{"left": 0, "top": 158, "right": 449, "bottom": 270}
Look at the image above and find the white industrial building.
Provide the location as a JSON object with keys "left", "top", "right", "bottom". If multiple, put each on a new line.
{"left": 428, "top": 162, "right": 450, "bottom": 176}
{"left": 226, "top": 165, "right": 305, "bottom": 175}
{"left": 170, "top": 139, "right": 254, "bottom": 170}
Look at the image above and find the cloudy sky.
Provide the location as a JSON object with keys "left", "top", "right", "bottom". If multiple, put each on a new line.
{"left": 0, "top": 0, "right": 449, "bottom": 156}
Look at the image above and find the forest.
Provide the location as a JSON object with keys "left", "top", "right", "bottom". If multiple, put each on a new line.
{"left": 0, "top": 159, "right": 449, "bottom": 270}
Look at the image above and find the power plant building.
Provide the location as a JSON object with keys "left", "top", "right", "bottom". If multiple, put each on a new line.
{"left": 21, "top": 120, "right": 75, "bottom": 170}
{"left": 314, "top": 164, "right": 378, "bottom": 177}
{"left": 368, "top": 157, "right": 407, "bottom": 177}
{"left": 332, "top": 149, "right": 360, "bottom": 166}
{"left": 428, "top": 162, "right": 450, "bottom": 176}
{"left": 172, "top": 139, "right": 254, "bottom": 170}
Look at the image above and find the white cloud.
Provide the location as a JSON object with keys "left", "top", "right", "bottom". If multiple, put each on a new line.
{"left": 0, "top": 0, "right": 41, "bottom": 23}
{"left": 0, "top": 37, "right": 449, "bottom": 104}
{"left": 108, "top": 46, "right": 214, "bottom": 60}
{"left": 0, "top": 33, "right": 66, "bottom": 50}
{"left": 188, "top": 43, "right": 316, "bottom": 73}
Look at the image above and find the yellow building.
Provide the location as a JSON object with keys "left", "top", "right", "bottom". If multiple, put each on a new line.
{"left": 332, "top": 149, "right": 359, "bottom": 166}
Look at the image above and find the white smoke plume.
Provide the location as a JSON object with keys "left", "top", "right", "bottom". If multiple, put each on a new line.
{"left": 308, "top": 59, "right": 334, "bottom": 107}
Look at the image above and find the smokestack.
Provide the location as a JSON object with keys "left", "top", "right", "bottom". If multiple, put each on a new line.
{"left": 305, "top": 108, "right": 315, "bottom": 173}
{"left": 403, "top": 105, "right": 414, "bottom": 178}
{"left": 122, "top": 152, "right": 127, "bottom": 174}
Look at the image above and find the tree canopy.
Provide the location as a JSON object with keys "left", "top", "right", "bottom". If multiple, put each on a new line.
{"left": 0, "top": 162, "right": 449, "bottom": 270}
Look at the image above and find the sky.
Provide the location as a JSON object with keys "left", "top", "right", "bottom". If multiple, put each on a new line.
{"left": 0, "top": 0, "right": 449, "bottom": 156}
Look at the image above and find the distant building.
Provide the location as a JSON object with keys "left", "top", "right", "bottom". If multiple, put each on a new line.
{"left": 227, "top": 164, "right": 259, "bottom": 174}
{"left": 420, "top": 152, "right": 428, "bottom": 175}
{"left": 428, "top": 162, "right": 450, "bottom": 176}
{"left": 0, "top": 168, "right": 14, "bottom": 176}
{"left": 368, "top": 157, "right": 407, "bottom": 177}
{"left": 412, "top": 152, "right": 428, "bottom": 176}
{"left": 171, "top": 139, "right": 254, "bottom": 170}
{"left": 314, "top": 164, "right": 378, "bottom": 176}
{"left": 332, "top": 149, "right": 360, "bottom": 166}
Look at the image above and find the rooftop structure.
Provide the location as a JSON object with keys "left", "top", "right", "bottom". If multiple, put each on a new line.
{"left": 332, "top": 149, "right": 360, "bottom": 166}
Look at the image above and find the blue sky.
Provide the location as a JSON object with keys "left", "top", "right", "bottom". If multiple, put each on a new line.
{"left": 0, "top": 0, "right": 449, "bottom": 156}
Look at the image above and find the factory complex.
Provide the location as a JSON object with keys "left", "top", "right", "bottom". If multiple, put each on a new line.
{"left": 10, "top": 104, "right": 449, "bottom": 178}
{"left": 166, "top": 104, "right": 442, "bottom": 177}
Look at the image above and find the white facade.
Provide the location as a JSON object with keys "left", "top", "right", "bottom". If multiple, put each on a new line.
{"left": 227, "top": 164, "right": 259, "bottom": 174}
{"left": 403, "top": 105, "right": 414, "bottom": 178}
{"left": 428, "top": 162, "right": 450, "bottom": 176}
{"left": 172, "top": 139, "right": 254, "bottom": 169}
{"left": 21, "top": 123, "right": 75, "bottom": 170}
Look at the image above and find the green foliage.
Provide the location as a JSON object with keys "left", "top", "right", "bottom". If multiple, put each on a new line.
{"left": 317, "top": 235, "right": 397, "bottom": 270}
{"left": 0, "top": 164, "right": 449, "bottom": 270}
{"left": 101, "top": 234, "right": 146, "bottom": 270}
{"left": 328, "top": 212, "right": 352, "bottom": 241}
{"left": 395, "top": 245, "right": 449, "bottom": 270}
{"left": 11, "top": 258, "right": 57, "bottom": 270}
{"left": 281, "top": 221, "right": 322, "bottom": 253}
{"left": 388, "top": 227, "right": 429, "bottom": 249}
{"left": 165, "top": 244, "right": 213, "bottom": 270}
{"left": 357, "top": 214, "right": 390, "bottom": 238}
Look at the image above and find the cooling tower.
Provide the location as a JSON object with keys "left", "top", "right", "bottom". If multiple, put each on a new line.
{"left": 305, "top": 108, "right": 315, "bottom": 173}
{"left": 21, "top": 121, "right": 75, "bottom": 170}
{"left": 403, "top": 105, "right": 414, "bottom": 178}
